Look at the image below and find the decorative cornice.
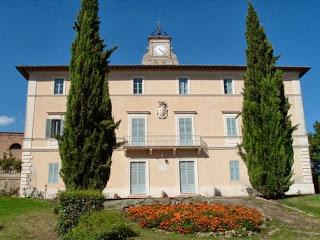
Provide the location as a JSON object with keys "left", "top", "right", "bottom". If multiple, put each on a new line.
{"left": 16, "top": 65, "right": 311, "bottom": 80}
{"left": 174, "top": 111, "right": 197, "bottom": 114}
{"left": 221, "top": 111, "right": 241, "bottom": 114}
{"left": 126, "top": 111, "right": 151, "bottom": 114}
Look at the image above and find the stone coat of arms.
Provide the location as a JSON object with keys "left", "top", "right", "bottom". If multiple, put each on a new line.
{"left": 156, "top": 101, "right": 168, "bottom": 119}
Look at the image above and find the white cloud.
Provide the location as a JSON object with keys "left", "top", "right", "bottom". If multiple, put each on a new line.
{"left": 0, "top": 115, "right": 15, "bottom": 126}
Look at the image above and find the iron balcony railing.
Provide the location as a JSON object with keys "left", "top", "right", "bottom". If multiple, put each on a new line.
{"left": 122, "top": 135, "right": 206, "bottom": 148}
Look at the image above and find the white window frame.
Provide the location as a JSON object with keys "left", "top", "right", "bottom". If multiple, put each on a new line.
{"left": 176, "top": 76, "right": 190, "bottom": 94}
{"left": 52, "top": 77, "right": 66, "bottom": 95}
{"left": 46, "top": 114, "right": 65, "bottom": 138}
{"left": 221, "top": 75, "right": 235, "bottom": 95}
{"left": 223, "top": 114, "right": 239, "bottom": 137}
{"left": 176, "top": 159, "right": 199, "bottom": 195}
{"left": 128, "top": 159, "right": 150, "bottom": 196}
{"left": 46, "top": 114, "right": 65, "bottom": 147}
{"left": 132, "top": 77, "right": 144, "bottom": 95}
{"left": 128, "top": 114, "right": 148, "bottom": 145}
{"left": 175, "top": 114, "right": 196, "bottom": 145}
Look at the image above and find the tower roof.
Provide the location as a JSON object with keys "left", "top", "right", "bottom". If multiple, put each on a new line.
{"left": 149, "top": 20, "right": 170, "bottom": 39}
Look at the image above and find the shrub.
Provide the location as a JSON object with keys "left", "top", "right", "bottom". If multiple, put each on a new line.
{"left": 12, "top": 160, "right": 22, "bottom": 172}
{"left": 0, "top": 188, "right": 19, "bottom": 197}
{"left": 64, "top": 210, "right": 138, "bottom": 240}
{"left": 126, "top": 203, "right": 263, "bottom": 234}
{"left": 0, "top": 152, "right": 21, "bottom": 173}
{"left": 55, "top": 190, "right": 105, "bottom": 235}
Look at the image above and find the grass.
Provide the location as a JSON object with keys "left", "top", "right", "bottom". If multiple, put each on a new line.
{"left": 132, "top": 218, "right": 320, "bottom": 240}
{"left": 279, "top": 195, "right": 320, "bottom": 218}
{"left": 0, "top": 196, "right": 319, "bottom": 239}
{"left": 0, "top": 197, "right": 58, "bottom": 240}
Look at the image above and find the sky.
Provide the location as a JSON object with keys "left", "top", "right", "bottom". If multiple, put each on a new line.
{"left": 0, "top": 0, "right": 319, "bottom": 133}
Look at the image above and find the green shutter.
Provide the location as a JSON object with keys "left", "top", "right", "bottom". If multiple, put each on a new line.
{"left": 46, "top": 119, "right": 51, "bottom": 138}
{"left": 60, "top": 120, "right": 64, "bottom": 136}
{"left": 53, "top": 163, "right": 59, "bottom": 183}
{"left": 48, "top": 163, "right": 54, "bottom": 183}
{"left": 234, "top": 161, "right": 239, "bottom": 180}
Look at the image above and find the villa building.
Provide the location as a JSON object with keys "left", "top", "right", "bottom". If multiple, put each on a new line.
{"left": 17, "top": 27, "right": 314, "bottom": 198}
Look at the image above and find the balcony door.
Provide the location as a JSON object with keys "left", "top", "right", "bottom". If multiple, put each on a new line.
{"left": 179, "top": 161, "right": 196, "bottom": 193}
{"left": 130, "top": 162, "right": 146, "bottom": 195}
{"left": 178, "top": 117, "right": 193, "bottom": 146}
{"left": 131, "top": 117, "right": 145, "bottom": 146}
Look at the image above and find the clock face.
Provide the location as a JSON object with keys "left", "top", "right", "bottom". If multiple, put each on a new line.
{"left": 153, "top": 44, "right": 167, "bottom": 56}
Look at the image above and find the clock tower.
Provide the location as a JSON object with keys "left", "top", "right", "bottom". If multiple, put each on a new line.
{"left": 142, "top": 21, "right": 179, "bottom": 65}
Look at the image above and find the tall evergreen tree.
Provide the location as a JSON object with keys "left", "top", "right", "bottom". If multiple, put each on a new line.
{"left": 308, "top": 121, "right": 320, "bottom": 193}
{"left": 58, "top": 0, "right": 119, "bottom": 190}
{"left": 239, "top": 3, "right": 295, "bottom": 199}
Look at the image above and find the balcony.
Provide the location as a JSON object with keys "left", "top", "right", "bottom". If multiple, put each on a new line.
{"left": 122, "top": 135, "right": 207, "bottom": 155}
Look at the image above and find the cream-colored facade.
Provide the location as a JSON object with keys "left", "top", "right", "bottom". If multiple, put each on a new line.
{"left": 17, "top": 30, "right": 314, "bottom": 198}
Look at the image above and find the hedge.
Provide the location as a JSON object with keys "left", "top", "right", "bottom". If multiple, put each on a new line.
{"left": 64, "top": 210, "right": 138, "bottom": 240}
{"left": 55, "top": 190, "right": 105, "bottom": 235}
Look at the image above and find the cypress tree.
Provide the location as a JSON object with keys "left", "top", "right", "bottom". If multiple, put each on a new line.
{"left": 239, "top": 3, "right": 295, "bottom": 199}
{"left": 58, "top": 0, "right": 119, "bottom": 190}
{"left": 308, "top": 121, "right": 320, "bottom": 193}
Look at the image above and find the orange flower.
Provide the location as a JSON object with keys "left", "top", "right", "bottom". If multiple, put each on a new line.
{"left": 126, "top": 203, "right": 263, "bottom": 234}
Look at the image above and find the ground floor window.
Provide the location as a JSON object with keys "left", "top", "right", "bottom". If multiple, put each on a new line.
{"left": 130, "top": 162, "right": 146, "bottom": 195}
{"left": 230, "top": 160, "right": 240, "bottom": 181}
{"left": 48, "top": 162, "right": 59, "bottom": 184}
{"left": 179, "top": 161, "right": 196, "bottom": 193}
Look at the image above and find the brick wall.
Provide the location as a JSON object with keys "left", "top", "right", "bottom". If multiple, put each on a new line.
{"left": 0, "top": 132, "right": 24, "bottom": 159}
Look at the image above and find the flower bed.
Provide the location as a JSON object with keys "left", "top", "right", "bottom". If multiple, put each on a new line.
{"left": 126, "top": 203, "right": 263, "bottom": 235}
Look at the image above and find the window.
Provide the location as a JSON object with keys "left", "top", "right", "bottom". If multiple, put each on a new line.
{"left": 9, "top": 143, "right": 21, "bottom": 150}
{"left": 131, "top": 117, "right": 145, "bottom": 146}
{"left": 179, "top": 78, "right": 189, "bottom": 94}
{"left": 130, "top": 162, "right": 146, "bottom": 194}
{"left": 54, "top": 79, "right": 64, "bottom": 95}
{"left": 178, "top": 117, "right": 193, "bottom": 145}
{"left": 230, "top": 160, "right": 240, "bottom": 181}
{"left": 46, "top": 119, "right": 63, "bottom": 138}
{"left": 9, "top": 143, "right": 21, "bottom": 157}
{"left": 133, "top": 78, "right": 143, "bottom": 94}
{"left": 48, "top": 163, "right": 59, "bottom": 184}
{"left": 223, "top": 79, "right": 233, "bottom": 94}
{"left": 225, "top": 117, "right": 238, "bottom": 136}
{"left": 179, "top": 161, "right": 195, "bottom": 193}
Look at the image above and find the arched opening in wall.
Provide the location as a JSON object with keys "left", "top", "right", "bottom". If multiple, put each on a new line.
{"left": 9, "top": 143, "right": 22, "bottom": 159}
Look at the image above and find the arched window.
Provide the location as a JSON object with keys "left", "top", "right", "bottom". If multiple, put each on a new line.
{"left": 9, "top": 143, "right": 21, "bottom": 150}
{"left": 9, "top": 143, "right": 22, "bottom": 158}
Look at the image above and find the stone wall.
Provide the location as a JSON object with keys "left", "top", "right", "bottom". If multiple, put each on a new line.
{"left": 0, "top": 174, "right": 21, "bottom": 193}
{"left": 0, "top": 132, "right": 24, "bottom": 159}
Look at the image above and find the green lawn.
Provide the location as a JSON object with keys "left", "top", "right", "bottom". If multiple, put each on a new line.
{"left": 279, "top": 194, "right": 320, "bottom": 218}
{"left": 0, "top": 197, "right": 58, "bottom": 240}
{"left": 0, "top": 196, "right": 320, "bottom": 240}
